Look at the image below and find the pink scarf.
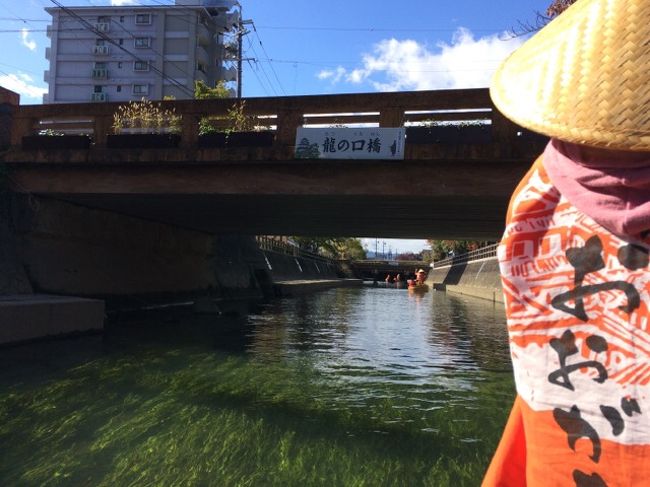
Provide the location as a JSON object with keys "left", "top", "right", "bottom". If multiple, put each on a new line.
{"left": 543, "top": 139, "right": 650, "bottom": 241}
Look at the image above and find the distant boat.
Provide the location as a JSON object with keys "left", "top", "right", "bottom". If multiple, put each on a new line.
{"left": 407, "top": 281, "right": 429, "bottom": 293}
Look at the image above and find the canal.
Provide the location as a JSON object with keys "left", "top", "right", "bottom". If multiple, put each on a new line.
{"left": 0, "top": 287, "right": 514, "bottom": 486}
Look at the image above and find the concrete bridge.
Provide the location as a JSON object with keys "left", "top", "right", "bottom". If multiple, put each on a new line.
{"left": 349, "top": 260, "right": 425, "bottom": 281}
{"left": 1, "top": 88, "right": 547, "bottom": 240}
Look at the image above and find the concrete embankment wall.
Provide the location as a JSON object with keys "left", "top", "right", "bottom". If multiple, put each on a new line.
{"left": 1, "top": 194, "right": 353, "bottom": 343}
{"left": 3, "top": 194, "right": 344, "bottom": 305}
{"left": 428, "top": 257, "right": 504, "bottom": 303}
{"left": 263, "top": 251, "right": 340, "bottom": 281}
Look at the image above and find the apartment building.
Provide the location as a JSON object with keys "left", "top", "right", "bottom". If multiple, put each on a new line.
{"left": 44, "top": 0, "right": 240, "bottom": 103}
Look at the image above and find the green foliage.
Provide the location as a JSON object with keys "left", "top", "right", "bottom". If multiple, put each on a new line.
{"left": 195, "top": 80, "right": 230, "bottom": 135}
{"left": 199, "top": 100, "right": 269, "bottom": 136}
{"left": 194, "top": 80, "right": 230, "bottom": 100}
{"left": 224, "top": 100, "right": 259, "bottom": 133}
{"left": 292, "top": 237, "right": 367, "bottom": 260}
{"left": 193, "top": 81, "right": 267, "bottom": 136}
{"left": 112, "top": 98, "right": 181, "bottom": 134}
{"left": 427, "top": 240, "right": 494, "bottom": 261}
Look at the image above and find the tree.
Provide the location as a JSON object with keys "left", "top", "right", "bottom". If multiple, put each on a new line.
{"left": 194, "top": 80, "right": 230, "bottom": 100}
{"left": 292, "top": 237, "right": 366, "bottom": 260}
{"left": 395, "top": 252, "right": 422, "bottom": 261}
{"left": 546, "top": 0, "right": 576, "bottom": 17}
{"left": 426, "top": 240, "right": 494, "bottom": 261}
{"left": 511, "top": 0, "right": 577, "bottom": 36}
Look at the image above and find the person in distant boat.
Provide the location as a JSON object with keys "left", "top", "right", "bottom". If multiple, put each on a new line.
{"left": 395, "top": 273, "right": 403, "bottom": 288}
{"left": 384, "top": 274, "right": 393, "bottom": 285}
{"left": 415, "top": 269, "right": 427, "bottom": 285}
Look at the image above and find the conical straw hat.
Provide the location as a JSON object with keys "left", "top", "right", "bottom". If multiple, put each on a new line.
{"left": 490, "top": 0, "right": 650, "bottom": 151}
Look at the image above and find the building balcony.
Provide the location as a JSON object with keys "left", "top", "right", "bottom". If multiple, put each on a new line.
{"left": 94, "top": 22, "right": 110, "bottom": 33}
{"left": 91, "top": 93, "right": 108, "bottom": 102}
{"left": 45, "top": 47, "right": 51, "bottom": 60}
{"left": 43, "top": 70, "right": 49, "bottom": 82}
{"left": 92, "top": 45, "right": 110, "bottom": 55}
{"left": 92, "top": 68, "right": 108, "bottom": 79}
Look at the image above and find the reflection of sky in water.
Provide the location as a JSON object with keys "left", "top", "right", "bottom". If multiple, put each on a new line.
{"left": 0, "top": 287, "right": 514, "bottom": 487}
{"left": 249, "top": 288, "right": 510, "bottom": 383}
{"left": 248, "top": 287, "right": 513, "bottom": 415}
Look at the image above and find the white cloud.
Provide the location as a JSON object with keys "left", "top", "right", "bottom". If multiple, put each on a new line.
{"left": 111, "top": 0, "right": 138, "bottom": 5}
{"left": 0, "top": 73, "right": 47, "bottom": 101}
{"left": 317, "top": 28, "right": 525, "bottom": 91}
{"left": 317, "top": 66, "right": 346, "bottom": 83}
{"left": 20, "top": 28, "right": 37, "bottom": 51}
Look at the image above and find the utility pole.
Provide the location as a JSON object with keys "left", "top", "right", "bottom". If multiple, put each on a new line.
{"left": 236, "top": 12, "right": 243, "bottom": 99}
{"left": 236, "top": 8, "right": 253, "bottom": 99}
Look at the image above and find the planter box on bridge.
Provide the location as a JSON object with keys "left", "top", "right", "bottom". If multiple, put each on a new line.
{"left": 295, "top": 128, "right": 404, "bottom": 160}
{"left": 405, "top": 125, "right": 492, "bottom": 145}
{"left": 22, "top": 135, "right": 92, "bottom": 150}
{"left": 107, "top": 133, "right": 181, "bottom": 149}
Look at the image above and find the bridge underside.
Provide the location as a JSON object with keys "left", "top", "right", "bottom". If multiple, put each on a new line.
{"left": 8, "top": 157, "right": 534, "bottom": 240}
{"left": 56, "top": 194, "right": 506, "bottom": 239}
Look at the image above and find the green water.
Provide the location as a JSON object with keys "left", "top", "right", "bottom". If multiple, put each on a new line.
{"left": 0, "top": 288, "right": 514, "bottom": 486}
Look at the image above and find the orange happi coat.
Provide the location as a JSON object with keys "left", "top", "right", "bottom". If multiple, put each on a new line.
{"left": 483, "top": 157, "right": 650, "bottom": 487}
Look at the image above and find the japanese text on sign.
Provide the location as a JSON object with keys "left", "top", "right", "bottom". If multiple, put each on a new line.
{"left": 295, "top": 127, "right": 405, "bottom": 160}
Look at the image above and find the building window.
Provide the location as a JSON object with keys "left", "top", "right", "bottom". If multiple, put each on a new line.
{"left": 95, "top": 39, "right": 106, "bottom": 46}
{"left": 119, "top": 38, "right": 124, "bottom": 46}
{"left": 94, "top": 85, "right": 104, "bottom": 93}
{"left": 118, "top": 62, "right": 122, "bottom": 69}
{"left": 197, "top": 62, "right": 206, "bottom": 73}
{"left": 94, "top": 62, "right": 107, "bottom": 69}
{"left": 132, "top": 84, "right": 149, "bottom": 95}
{"left": 134, "top": 37, "right": 150, "bottom": 48}
{"left": 98, "top": 16, "right": 110, "bottom": 23}
{"left": 135, "top": 14, "right": 151, "bottom": 25}
{"left": 134, "top": 61, "right": 149, "bottom": 72}
{"left": 120, "top": 16, "right": 124, "bottom": 23}
{"left": 117, "top": 85, "right": 122, "bottom": 93}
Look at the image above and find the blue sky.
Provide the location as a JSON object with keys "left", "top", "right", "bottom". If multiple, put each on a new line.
{"left": 0, "top": 0, "right": 551, "bottom": 253}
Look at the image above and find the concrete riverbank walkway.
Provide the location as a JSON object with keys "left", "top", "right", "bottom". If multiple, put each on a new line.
{"left": 0, "top": 294, "right": 105, "bottom": 345}
{"left": 273, "top": 279, "right": 363, "bottom": 296}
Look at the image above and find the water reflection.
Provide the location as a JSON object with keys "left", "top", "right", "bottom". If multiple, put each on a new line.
{"left": 0, "top": 287, "right": 514, "bottom": 486}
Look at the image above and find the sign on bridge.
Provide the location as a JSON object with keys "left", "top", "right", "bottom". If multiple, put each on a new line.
{"left": 295, "top": 127, "right": 405, "bottom": 160}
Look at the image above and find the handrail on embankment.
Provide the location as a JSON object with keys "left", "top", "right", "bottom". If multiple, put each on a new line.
{"left": 255, "top": 236, "right": 335, "bottom": 264}
{"left": 432, "top": 243, "right": 499, "bottom": 268}
{"left": 7, "top": 88, "right": 534, "bottom": 155}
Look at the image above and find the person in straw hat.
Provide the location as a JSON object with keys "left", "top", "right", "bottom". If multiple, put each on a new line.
{"left": 483, "top": 0, "right": 650, "bottom": 485}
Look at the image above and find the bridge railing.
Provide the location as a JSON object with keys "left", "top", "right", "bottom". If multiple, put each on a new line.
{"left": 432, "top": 243, "right": 499, "bottom": 268}
{"left": 255, "top": 236, "right": 335, "bottom": 264}
{"left": 8, "top": 88, "right": 540, "bottom": 158}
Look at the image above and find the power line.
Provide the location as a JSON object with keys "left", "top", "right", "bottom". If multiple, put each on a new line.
{"left": 250, "top": 20, "right": 285, "bottom": 95}
{"left": 243, "top": 32, "right": 277, "bottom": 95}
{"left": 108, "top": 17, "right": 197, "bottom": 84}
{"left": 245, "top": 59, "right": 272, "bottom": 97}
{"left": 48, "top": 0, "right": 194, "bottom": 97}
{"left": 253, "top": 25, "right": 502, "bottom": 33}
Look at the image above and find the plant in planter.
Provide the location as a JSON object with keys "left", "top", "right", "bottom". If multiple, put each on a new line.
{"left": 198, "top": 100, "right": 274, "bottom": 148}
{"left": 108, "top": 98, "right": 182, "bottom": 148}
{"left": 405, "top": 120, "right": 492, "bottom": 145}
{"left": 22, "top": 128, "right": 92, "bottom": 150}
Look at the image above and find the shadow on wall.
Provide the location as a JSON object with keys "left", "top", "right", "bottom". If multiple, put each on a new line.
{"left": 429, "top": 258, "right": 469, "bottom": 285}
{"left": 262, "top": 252, "right": 341, "bottom": 281}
